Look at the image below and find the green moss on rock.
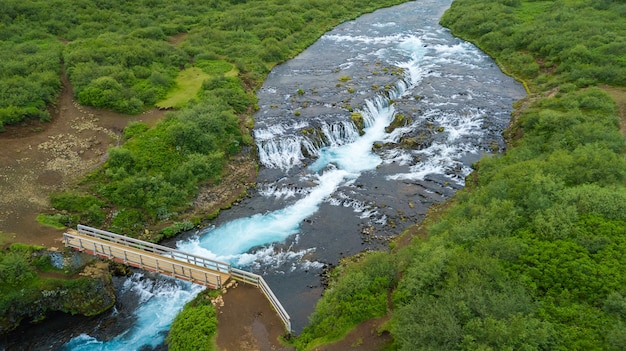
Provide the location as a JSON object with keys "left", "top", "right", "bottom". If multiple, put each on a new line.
{"left": 350, "top": 112, "right": 365, "bottom": 135}
{"left": 0, "top": 249, "right": 116, "bottom": 335}
{"left": 385, "top": 113, "right": 410, "bottom": 133}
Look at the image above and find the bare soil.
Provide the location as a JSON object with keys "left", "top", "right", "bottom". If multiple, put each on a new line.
{"left": 216, "top": 282, "right": 295, "bottom": 351}
{"left": 309, "top": 317, "right": 392, "bottom": 351}
{"left": 0, "top": 68, "right": 392, "bottom": 350}
{"left": 216, "top": 282, "right": 391, "bottom": 351}
{"left": 0, "top": 70, "right": 165, "bottom": 248}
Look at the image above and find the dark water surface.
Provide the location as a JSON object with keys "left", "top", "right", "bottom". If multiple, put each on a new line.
{"left": 204, "top": 0, "right": 526, "bottom": 332}
{"left": 3, "top": 0, "right": 525, "bottom": 349}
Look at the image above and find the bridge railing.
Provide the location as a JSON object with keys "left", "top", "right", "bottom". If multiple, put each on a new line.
{"left": 77, "top": 224, "right": 231, "bottom": 273}
{"left": 71, "top": 225, "right": 292, "bottom": 332}
{"left": 64, "top": 231, "right": 224, "bottom": 288}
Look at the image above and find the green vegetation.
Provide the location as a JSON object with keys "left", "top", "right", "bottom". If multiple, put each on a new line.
{"left": 95, "top": 98, "right": 244, "bottom": 235}
{"left": 36, "top": 214, "right": 70, "bottom": 230}
{"left": 7, "top": 0, "right": 624, "bottom": 348}
{"left": 1, "top": 0, "right": 413, "bottom": 128}
{"left": 440, "top": 0, "right": 626, "bottom": 90}
{"left": 66, "top": 33, "right": 181, "bottom": 114}
{"left": 385, "top": 113, "right": 409, "bottom": 133}
{"left": 4, "top": 2, "right": 424, "bottom": 338}
{"left": 37, "top": 191, "right": 107, "bottom": 229}
{"left": 156, "top": 61, "right": 238, "bottom": 109}
{"left": 338, "top": 75, "right": 352, "bottom": 82}
{"left": 5, "top": 0, "right": 416, "bottom": 237}
{"left": 0, "top": 247, "right": 37, "bottom": 287}
{"left": 0, "top": 39, "right": 61, "bottom": 130}
{"left": 166, "top": 291, "right": 219, "bottom": 351}
{"left": 0, "top": 245, "right": 115, "bottom": 333}
{"left": 350, "top": 112, "right": 365, "bottom": 135}
{"left": 293, "top": 252, "right": 398, "bottom": 348}
{"left": 156, "top": 221, "right": 196, "bottom": 242}
{"left": 292, "top": 0, "right": 626, "bottom": 350}
{"left": 155, "top": 67, "right": 210, "bottom": 110}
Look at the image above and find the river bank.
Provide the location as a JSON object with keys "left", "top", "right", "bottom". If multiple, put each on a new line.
{"left": 2, "top": 0, "right": 531, "bottom": 348}
{"left": 0, "top": 63, "right": 267, "bottom": 350}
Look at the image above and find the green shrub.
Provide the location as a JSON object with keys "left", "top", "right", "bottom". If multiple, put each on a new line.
{"left": 158, "top": 221, "right": 195, "bottom": 241}
{"left": 123, "top": 121, "right": 149, "bottom": 140}
{"left": 50, "top": 191, "right": 104, "bottom": 213}
{"left": 200, "top": 76, "right": 252, "bottom": 114}
{"left": 36, "top": 213, "right": 75, "bottom": 229}
{"left": 0, "top": 251, "right": 37, "bottom": 286}
{"left": 294, "top": 252, "right": 398, "bottom": 348}
{"left": 166, "top": 293, "right": 218, "bottom": 351}
{"left": 195, "top": 60, "right": 233, "bottom": 75}
{"left": 110, "top": 208, "right": 146, "bottom": 236}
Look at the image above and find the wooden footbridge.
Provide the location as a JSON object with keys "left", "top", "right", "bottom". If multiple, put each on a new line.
{"left": 63, "top": 224, "right": 291, "bottom": 332}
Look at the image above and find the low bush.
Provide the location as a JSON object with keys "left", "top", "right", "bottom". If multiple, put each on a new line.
{"left": 166, "top": 292, "right": 218, "bottom": 351}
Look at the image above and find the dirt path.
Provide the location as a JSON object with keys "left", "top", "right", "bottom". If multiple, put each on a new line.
{"left": 0, "top": 64, "right": 394, "bottom": 350}
{"left": 0, "top": 70, "right": 164, "bottom": 248}
{"left": 0, "top": 72, "right": 301, "bottom": 350}
{"left": 217, "top": 282, "right": 295, "bottom": 351}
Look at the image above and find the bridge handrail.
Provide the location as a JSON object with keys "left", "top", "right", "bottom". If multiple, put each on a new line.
{"left": 77, "top": 224, "right": 231, "bottom": 274}
{"left": 72, "top": 225, "right": 291, "bottom": 332}
{"left": 231, "top": 267, "right": 292, "bottom": 332}
{"left": 63, "top": 232, "right": 223, "bottom": 288}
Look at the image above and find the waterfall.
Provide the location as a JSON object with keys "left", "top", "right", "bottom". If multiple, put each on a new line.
{"left": 60, "top": 0, "right": 526, "bottom": 346}
{"left": 178, "top": 75, "right": 406, "bottom": 265}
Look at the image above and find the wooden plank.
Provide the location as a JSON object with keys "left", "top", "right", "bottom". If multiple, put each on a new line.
{"left": 64, "top": 226, "right": 291, "bottom": 331}
{"left": 75, "top": 225, "right": 231, "bottom": 274}
{"left": 64, "top": 232, "right": 229, "bottom": 288}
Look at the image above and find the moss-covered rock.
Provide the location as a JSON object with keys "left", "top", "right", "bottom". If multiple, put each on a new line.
{"left": 350, "top": 112, "right": 365, "bottom": 135}
{"left": 385, "top": 113, "right": 411, "bottom": 133}
{"left": 0, "top": 250, "right": 116, "bottom": 335}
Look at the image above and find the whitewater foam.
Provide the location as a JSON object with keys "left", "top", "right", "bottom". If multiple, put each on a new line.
{"left": 64, "top": 274, "right": 203, "bottom": 351}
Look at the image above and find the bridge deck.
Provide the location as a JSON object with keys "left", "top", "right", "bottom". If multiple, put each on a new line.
{"left": 64, "top": 228, "right": 230, "bottom": 289}
{"left": 63, "top": 225, "right": 292, "bottom": 332}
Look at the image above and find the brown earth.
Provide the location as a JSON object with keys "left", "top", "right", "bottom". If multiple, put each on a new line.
{"left": 0, "top": 66, "right": 394, "bottom": 350}
{"left": 0, "top": 70, "right": 164, "bottom": 248}
{"left": 309, "top": 317, "right": 392, "bottom": 351}
{"left": 216, "top": 282, "right": 295, "bottom": 351}
{"left": 217, "top": 282, "right": 392, "bottom": 351}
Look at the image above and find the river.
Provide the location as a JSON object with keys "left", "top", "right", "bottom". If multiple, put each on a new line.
{"left": 6, "top": 0, "right": 526, "bottom": 349}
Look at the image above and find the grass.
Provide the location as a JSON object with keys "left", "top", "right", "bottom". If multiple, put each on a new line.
{"left": 36, "top": 213, "right": 68, "bottom": 230}
{"left": 156, "top": 61, "right": 238, "bottom": 110}
{"left": 514, "top": 1, "right": 554, "bottom": 23}
{"left": 196, "top": 60, "right": 238, "bottom": 76}
{"left": 599, "top": 85, "right": 626, "bottom": 138}
{"left": 156, "top": 67, "right": 212, "bottom": 109}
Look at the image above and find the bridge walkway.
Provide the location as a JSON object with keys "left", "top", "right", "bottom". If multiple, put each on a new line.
{"left": 63, "top": 224, "right": 291, "bottom": 332}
